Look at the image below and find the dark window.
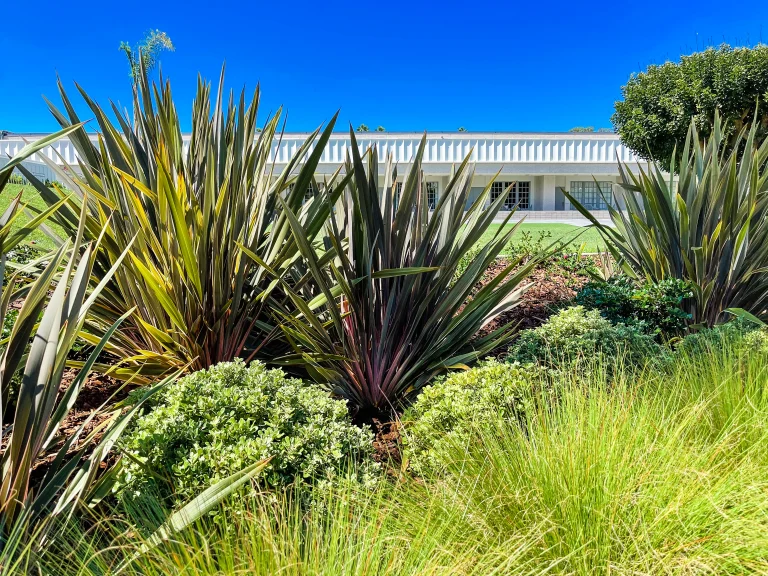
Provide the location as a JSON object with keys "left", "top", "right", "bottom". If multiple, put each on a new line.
{"left": 425, "top": 181, "right": 438, "bottom": 209}
{"left": 569, "top": 181, "right": 614, "bottom": 210}
{"left": 490, "top": 181, "right": 531, "bottom": 210}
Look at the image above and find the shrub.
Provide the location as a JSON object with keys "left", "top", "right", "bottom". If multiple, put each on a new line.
{"left": 506, "top": 306, "right": 663, "bottom": 369}
{"left": 403, "top": 359, "right": 548, "bottom": 477}
{"left": 613, "top": 44, "right": 768, "bottom": 170}
{"left": 452, "top": 244, "right": 483, "bottom": 283}
{"left": 120, "top": 360, "right": 377, "bottom": 507}
{"left": 674, "top": 319, "right": 762, "bottom": 356}
{"left": 504, "top": 230, "right": 552, "bottom": 262}
{"left": 575, "top": 276, "right": 692, "bottom": 336}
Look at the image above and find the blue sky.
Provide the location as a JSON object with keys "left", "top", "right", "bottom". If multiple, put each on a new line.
{"left": 1, "top": 0, "right": 766, "bottom": 133}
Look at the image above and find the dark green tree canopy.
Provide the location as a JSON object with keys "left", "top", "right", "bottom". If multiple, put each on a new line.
{"left": 612, "top": 44, "right": 768, "bottom": 170}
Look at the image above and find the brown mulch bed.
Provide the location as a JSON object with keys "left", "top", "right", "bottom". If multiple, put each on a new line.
{"left": 371, "top": 417, "right": 402, "bottom": 467}
{"left": 8, "top": 369, "right": 137, "bottom": 486}
{"left": 53, "top": 369, "right": 137, "bottom": 440}
{"left": 476, "top": 257, "right": 593, "bottom": 340}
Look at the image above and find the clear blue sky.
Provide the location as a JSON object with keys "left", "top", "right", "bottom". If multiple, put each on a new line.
{"left": 1, "top": 0, "right": 766, "bottom": 133}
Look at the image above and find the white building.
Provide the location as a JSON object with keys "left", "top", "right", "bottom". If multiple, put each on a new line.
{"left": 0, "top": 131, "right": 644, "bottom": 221}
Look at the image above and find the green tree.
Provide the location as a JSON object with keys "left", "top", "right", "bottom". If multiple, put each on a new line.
{"left": 569, "top": 126, "right": 595, "bottom": 132}
{"left": 119, "top": 29, "right": 175, "bottom": 81}
{"left": 376, "top": 126, "right": 386, "bottom": 132}
{"left": 458, "top": 127, "right": 467, "bottom": 132}
{"left": 356, "top": 124, "right": 369, "bottom": 132}
{"left": 613, "top": 44, "right": 768, "bottom": 170}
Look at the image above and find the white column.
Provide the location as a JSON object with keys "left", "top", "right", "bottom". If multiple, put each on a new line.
{"left": 542, "top": 175, "right": 556, "bottom": 211}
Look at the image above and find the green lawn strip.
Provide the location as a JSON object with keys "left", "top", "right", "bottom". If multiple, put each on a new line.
{"left": 480, "top": 222, "right": 606, "bottom": 254}
{"left": 1, "top": 184, "right": 64, "bottom": 251}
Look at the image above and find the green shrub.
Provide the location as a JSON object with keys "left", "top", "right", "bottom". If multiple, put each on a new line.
{"left": 504, "top": 230, "right": 552, "bottom": 261}
{"left": 120, "top": 360, "right": 377, "bottom": 506}
{"left": 452, "top": 244, "right": 483, "bottom": 283}
{"left": 675, "top": 319, "right": 762, "bottom": 356}
{"left": 504, "top": 230, "right": 598, "bottom": 281}
{"left": 403, "top": 359, "right": 549, "bottom": 477}
{"left": 506, "top": 306, "right": 664, "bottom": 369}
{"left": 575, "top": 276, "right": 692, "bottom": 336}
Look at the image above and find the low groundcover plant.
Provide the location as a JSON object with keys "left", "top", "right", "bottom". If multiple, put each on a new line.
{"left": 119, "top": 359, "right": 378, "bottom": 510}
{"left": 506, "top": 305, "right": 665, "bottom": 369}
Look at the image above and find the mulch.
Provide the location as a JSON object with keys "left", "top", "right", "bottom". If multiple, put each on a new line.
{"left": 6, "top": 369, "right": 137, "bottom": 486}
{"left": 371, "top": 417, "right": 403, "bottom": 467}
{"left": 53, "top": 369, "right": 137, "bottom": 440}
{"left": 477, "top": 257, "right": 592, "bottom": 340}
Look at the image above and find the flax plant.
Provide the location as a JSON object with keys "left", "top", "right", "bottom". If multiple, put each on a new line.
{"left": 19, "top": 64, "right": 347, "bottom": 379}
{"left": 567, "top": 112, "right": 768, "bottom": 325}
{"left": 279, "top": 130, "right": 538, "bottom": 411}
{"left": 0, "top": 139, "right": 176, "bottom": 566}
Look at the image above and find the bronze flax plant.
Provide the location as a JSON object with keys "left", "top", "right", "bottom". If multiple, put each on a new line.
{"left": 277, "top": 129, "right": 539, "bottom": 411}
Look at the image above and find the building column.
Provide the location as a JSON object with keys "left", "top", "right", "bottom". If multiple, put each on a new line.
{"left": 541, "top": 175, "right": 556, "bottom": 211}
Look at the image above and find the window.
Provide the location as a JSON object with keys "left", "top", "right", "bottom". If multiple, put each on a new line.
{"left": 516, "top": 181, "right": 530, "bottom": 210}
{"left": 288, "top": 181, "right": 316, "bottom": 203}
{"left": 425, "top": 181, "right": 438, "bottom": 209}
{"left": 305, "top": 181, "right": 316, "bottom": 201}
{"left": 569, "top": 181, "right": 614, "bottom": 210}
{"left": 490, "top": 181, "right": 531, "bottom": 210}
{"left": 394, "top": 181, "right": 402, "bottom": 209}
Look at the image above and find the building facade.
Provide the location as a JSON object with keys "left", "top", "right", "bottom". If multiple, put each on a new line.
{"left": 0, "top": 131, "right": 644, "bottom": 221}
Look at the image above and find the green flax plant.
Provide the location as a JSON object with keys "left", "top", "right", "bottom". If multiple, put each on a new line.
{"left": 567, "top": 112, "right": 768, "bottom": 326}
{"left": 279, "top": 130, "right": 539, "bottom": 411}
{"left": 19, "top": 63, "right": 347, "bottom": 380}
{"left": 0, "top": 142, "right": 173, "bottom": 566}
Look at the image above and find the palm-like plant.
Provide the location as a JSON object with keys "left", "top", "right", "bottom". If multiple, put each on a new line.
{"left": 20, "top": 64, "right": 346, "bottom": 379}
{"left": 279, "top": 131, "right": 538, "bottom": 412}
{"left": 567, "top": 113, "right": 768, "bottom": 326}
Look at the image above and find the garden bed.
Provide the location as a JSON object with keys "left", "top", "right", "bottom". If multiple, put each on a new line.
{"left": 24, "top": 370, "right": 135, "bottom": 485}
{"left": 472, "top": 254, "right": 596, "bottom": 341}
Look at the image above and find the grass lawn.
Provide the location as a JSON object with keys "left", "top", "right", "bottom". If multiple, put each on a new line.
{"left": 1, "top": 184, "right": 606, "bottom": 255}
{"left": 481, "top": 222, "right": 606, "bottom": 254}
{"left": 1, "top": 184, "right": 61, "bottom": 250}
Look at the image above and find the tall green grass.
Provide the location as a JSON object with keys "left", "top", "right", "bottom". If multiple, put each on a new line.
{"left": 24, "top": 334, "right": 768, "bottom": 575}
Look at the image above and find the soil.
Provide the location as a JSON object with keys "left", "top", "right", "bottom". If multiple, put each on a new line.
{"left": 6, "top": 369, "right": 138, "bottom": 487}
{"left": 476, "top": 257, "right": 593, "bottom": 344}
{"left": 370, "top": 417, "right": 402, "bottom": 467}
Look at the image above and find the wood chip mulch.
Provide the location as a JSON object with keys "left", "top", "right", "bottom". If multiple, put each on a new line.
{"left": 476, "top": 257, "right": 592, "bottom": 340}
{"left": 2, "top": 369, "right": 138, "bottom": 486}
{"left": 371, "top": 417, "right": 402, "bottom": 467}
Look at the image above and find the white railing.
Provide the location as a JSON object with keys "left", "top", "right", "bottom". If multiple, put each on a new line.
{"left": 1, "top": 132, "right": 637, "bottom": 168}
{"left": 271, "top": 133, "right": 637, "bottom": 165}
